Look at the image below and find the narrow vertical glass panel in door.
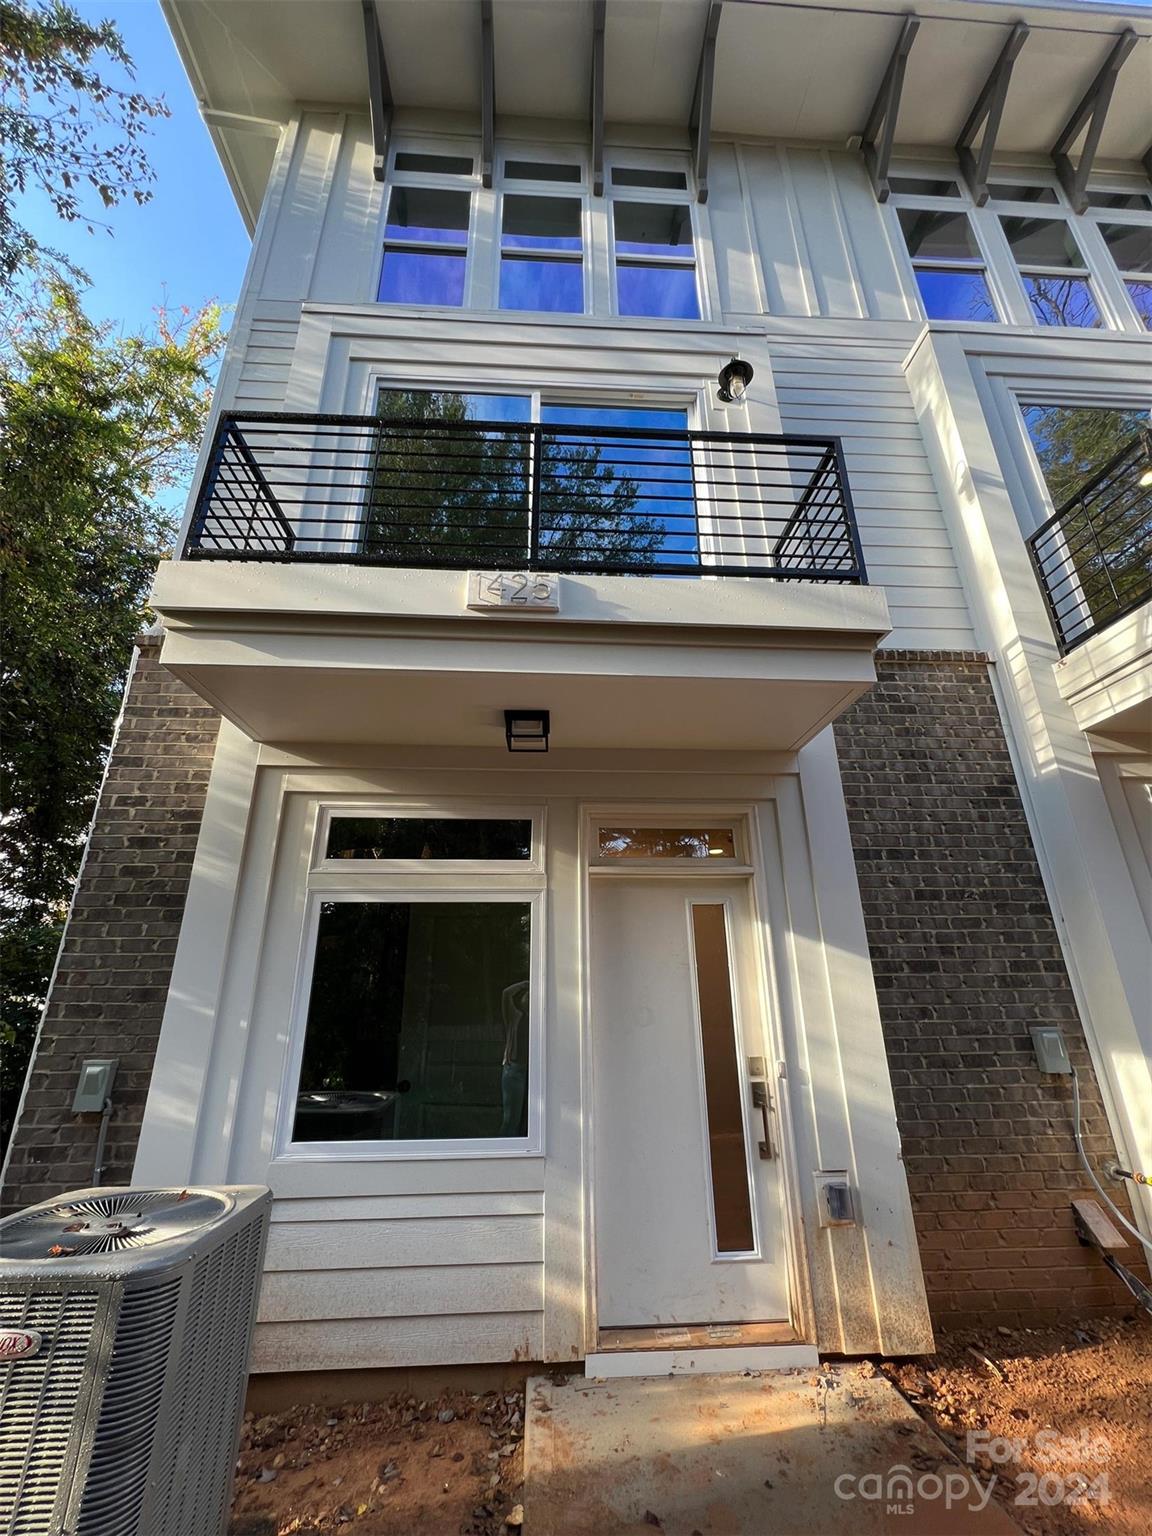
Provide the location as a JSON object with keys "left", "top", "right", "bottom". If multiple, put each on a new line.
{"left": 293, "top": 901, "right": 532, "bottom": 1143}
{"left": 366, "top": 388, "right": 532, "bottom": 565}
{"left": 538, "top": 403, "right": 696, "bottom": 571}
{"left": 690, "top": 904, "right": 756, "bottom": 1255}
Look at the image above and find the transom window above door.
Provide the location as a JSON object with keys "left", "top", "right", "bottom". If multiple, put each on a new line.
{"left": 591, "top": 817, "right": 746, "bottom": 866}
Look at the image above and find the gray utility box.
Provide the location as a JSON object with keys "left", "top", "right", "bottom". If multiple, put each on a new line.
{"left": 0, "top": 1185, "right": 271, "bottom": 1535}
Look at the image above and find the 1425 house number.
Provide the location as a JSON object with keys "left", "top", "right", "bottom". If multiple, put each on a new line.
{"left": 467, "top": 571, "right": 559, "bottom": 611}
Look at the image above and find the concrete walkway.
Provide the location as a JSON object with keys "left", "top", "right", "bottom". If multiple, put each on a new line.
{"left": 523, "top": 1365, "right": 1021, "bottom": 1535}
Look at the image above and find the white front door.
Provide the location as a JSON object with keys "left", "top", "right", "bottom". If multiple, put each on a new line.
{"left": 591, "top": 876, "right": 791, "bottom": 1328}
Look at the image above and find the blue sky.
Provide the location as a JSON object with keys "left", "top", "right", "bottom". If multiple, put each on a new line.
{"left": 19, "top": 0, "right": 250, "bottom": 333}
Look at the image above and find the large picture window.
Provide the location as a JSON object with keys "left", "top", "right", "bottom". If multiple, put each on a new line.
{"left": 293, "top": 899, "right": 532, "bottom": 1144}
{"left": 284, "top": 808, "right": 543, "bottom": 1155}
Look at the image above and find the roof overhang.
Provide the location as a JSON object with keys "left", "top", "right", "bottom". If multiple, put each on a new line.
{"left": 163, "top": 0, "right": 1152, "bottom": 228}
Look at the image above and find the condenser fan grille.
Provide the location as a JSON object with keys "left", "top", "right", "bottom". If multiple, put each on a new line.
{"left": 0, "top": 1190, "right": 231, "bottom": 1261}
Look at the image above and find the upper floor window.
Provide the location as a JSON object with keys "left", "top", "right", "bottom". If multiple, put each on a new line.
{"left": 609, "top": 167, "right": 699, "bottom": 319}
{"left": 896, "top": 207, "right": 997, "bottom": 321}
{"left": 998, "top": 215, "right": 1101, "bottom": 328}
{"left": 1096, "top": 222, "right": 1152, "bottom": 331}
{"left": 499, "top": 192, "right": 584, "bottom": 313}
{"left": 887, "top": 167, "right": 1152, "bottom": 331}
{"left": 378, "top": 185, "right": 471, "bottom": 306}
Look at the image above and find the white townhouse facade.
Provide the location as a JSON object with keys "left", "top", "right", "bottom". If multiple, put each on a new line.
{"left": 5, "top": 0, "right": 1151, "bottom": 1381}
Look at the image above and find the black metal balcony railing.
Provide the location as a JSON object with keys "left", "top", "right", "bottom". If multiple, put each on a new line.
{"left": 1027, "top": 432, "right": 1152, "bottom": 654}
{"left": 184, "top": 412, "right": 867, "bottom": 583}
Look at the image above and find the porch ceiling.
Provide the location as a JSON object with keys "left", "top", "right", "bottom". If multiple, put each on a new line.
{"left": 162, "top": 0, "right": 1152, "bottom": 227}
{"left": 150, "top": 562, "right": 891, "bottom": 752}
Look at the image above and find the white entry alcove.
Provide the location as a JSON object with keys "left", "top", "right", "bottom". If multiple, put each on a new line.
{"left": 134, "top": 736, "right": 932, "bottom": 1375}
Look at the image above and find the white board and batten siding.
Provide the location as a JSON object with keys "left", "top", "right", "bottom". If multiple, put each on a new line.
{"left": 253, "top": 1184, "right": 545, "bottom": 1373}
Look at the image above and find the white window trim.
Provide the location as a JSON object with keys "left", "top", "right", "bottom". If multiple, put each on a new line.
{"left": 274, "top": 799, "right": 548, "bottom": 1161}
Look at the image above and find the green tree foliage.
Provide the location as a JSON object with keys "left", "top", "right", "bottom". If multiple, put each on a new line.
{"left": 0, "top": 286, "right": 224, "bottom": 1148}
{"left": 1024, "top": 404, "right": 1152, "bottom": 641}
{"left": 0, "top": 0, "right": 167, "bottom": 296}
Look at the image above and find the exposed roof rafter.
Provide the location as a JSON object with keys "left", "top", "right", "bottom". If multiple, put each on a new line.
{"left": 1051, "top": 29, "right": 1139, "bottom": 214}
{"left": 955, "top": 22, "right": 1029, "bottom": 206}
{"left": 690, "top": 1, "right": 723, "bottom": 205}
{"left": 481, "top": 0, "right": 495, "bottom": 188}
{"left": 360, "top": 0, "right": 392, "bottom": 182}
{"left": 591, "top": 0, "right": 606, "bottom": 196}
{"left": 860, "top": 13, "right": 920, "bottom": 203}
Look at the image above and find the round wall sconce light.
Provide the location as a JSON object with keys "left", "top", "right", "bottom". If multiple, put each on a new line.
{"left": 1140, "top": 429, "right": 1152, "bottom": 488}
{"left": 717, "top": 357, "right": 754, "bottom": 405}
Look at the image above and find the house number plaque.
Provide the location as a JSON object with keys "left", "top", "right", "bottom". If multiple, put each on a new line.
{"left": 467, "top": 571, "right": 559, "bottom": 612}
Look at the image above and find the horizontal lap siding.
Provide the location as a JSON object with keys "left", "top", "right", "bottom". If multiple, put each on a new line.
{"left": 771, "top": 345, "right": 976, "bottom": 650}
{"left": 253, "top": 1192, "right": 545, "bottom": 1371}
{"left": 230, "top": 311, "right": 299, "bottom": 412}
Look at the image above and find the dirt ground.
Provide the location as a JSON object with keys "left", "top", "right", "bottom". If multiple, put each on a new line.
{"left": 882, "top": 1313, "right": 1152, "bottom": 1536}
{"left": 230, "top": 1314, "right": 1151, "bottom": 1535}
{"left": 229, "top": 1387, "right": 527, "bottom": 1536}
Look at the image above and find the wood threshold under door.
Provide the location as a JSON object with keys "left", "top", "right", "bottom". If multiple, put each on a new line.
{"left": 596, "top": 1321, "right": 800, "bottom": 1354}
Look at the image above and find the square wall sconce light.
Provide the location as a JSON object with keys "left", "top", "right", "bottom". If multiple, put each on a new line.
{"left": 505, "top": 709, "right": 550, "bottom": 753}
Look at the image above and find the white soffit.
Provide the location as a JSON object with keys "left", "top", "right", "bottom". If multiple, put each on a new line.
{"left": 163, "top": 0, "right": 1152, "bottom": 223}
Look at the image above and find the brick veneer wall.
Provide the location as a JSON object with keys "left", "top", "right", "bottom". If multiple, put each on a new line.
{"left": 835, "top": 651, "right": 1143, "bottom": 1327}
{"left": 1, "top": 640, "right": 220, "bottom": 1213}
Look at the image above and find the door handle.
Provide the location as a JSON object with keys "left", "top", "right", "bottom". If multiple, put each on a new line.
{"left": 751, "top": 1080, "right": 773, "bottom": 1160}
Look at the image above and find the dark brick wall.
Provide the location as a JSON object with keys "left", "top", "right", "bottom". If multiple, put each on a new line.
{"left": 1, "top": 641, "right": 220, "bottom": 1213}
{"left": 835, "top": 651, "right": 1144, "bottom": 1327}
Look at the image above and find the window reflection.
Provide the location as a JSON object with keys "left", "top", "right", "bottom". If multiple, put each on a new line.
{"left": 379, "top": 187, "right": 470, "bottom": 306}
{"left": 326, "top": 817, "right": 532, "bottom": 861}
{"left": 598, "top": 826, "right": 737, "bottom": 859}
{"left": 1022, "top": 276, "right": 1101, "bottom": 328}
{"left": 499, "top": 194, "right": 583, "bottom": 313}
{"left": 293, "top": 901, "right": 532, "bottom": 1143}
{"left": 913, "top": 269, "right": 998, "bottom": 322}
{"left": 612, "top": 201, "right": 699, "bottom": 319}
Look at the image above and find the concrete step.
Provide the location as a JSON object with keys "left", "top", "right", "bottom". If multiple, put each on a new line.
{"left": 523, "top": 1365, "right": 1022, "bottom": 1534}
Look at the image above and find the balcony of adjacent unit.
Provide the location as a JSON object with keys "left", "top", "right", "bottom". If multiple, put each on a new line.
{"left": 150, "top": 404, "right": 891, "bottom": 753}
{"left": 1028, "top": 430, "right": 1152, "bottom": 751}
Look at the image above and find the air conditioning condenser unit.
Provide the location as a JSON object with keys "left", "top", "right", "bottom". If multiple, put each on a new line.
{"left": 0, "top": 1184, "right": 271, "bottom": 1535}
